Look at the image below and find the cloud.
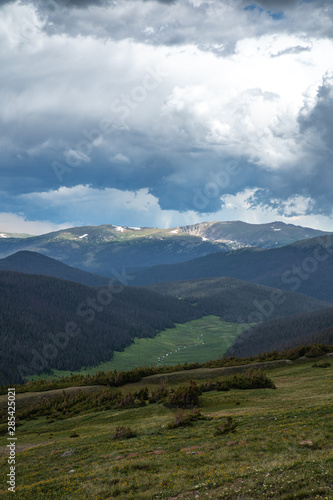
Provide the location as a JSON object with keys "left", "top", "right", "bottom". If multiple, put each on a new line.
{"left": 0, "top": 212, "right": 73, "bottom": 235}
{"left": 111, "top": 153, "right": 131, "bottom": 164}
{"left": 12, "top": 185, "right": 333, "bottom": 232}
{"left": 20, "top": 185, "right": 198, "bottom": 228}
{"left": 271, "top": 44, "right": 311, "bottom": 57}
{"left": 299, "top": 71, "right": 333, "bottom": 153}
{"left": 1, "top": 0, "right": 333, "bottom": 231}
{"left": 219, "top": 189, "right": 333, "bottom": 231}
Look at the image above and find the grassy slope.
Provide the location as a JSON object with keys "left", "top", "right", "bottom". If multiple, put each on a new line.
{"left": 0, "top": 358, "right": 332, "bottom": 499}
{"left": 27, "top": 316, "right": 250, "bottom": 380}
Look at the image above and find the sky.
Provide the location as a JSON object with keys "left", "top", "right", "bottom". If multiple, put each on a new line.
{"left": 1, "top": 0, "right": 333, "bottom": 234}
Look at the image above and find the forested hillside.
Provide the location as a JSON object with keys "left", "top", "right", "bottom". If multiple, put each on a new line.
{"left": 0, "top": 271, "right": 199, "bottom": 385}
{"left": 145, "top": 277, "right": 329, "bottom": 322}
{"left": 133, "top": 234, "right": 333, "bottom": 302}
{"left": 226, "top": 307, "right": 333, "bottom": 357}
{"left": 0, "top": 251, "right": 109, "bottom": 287}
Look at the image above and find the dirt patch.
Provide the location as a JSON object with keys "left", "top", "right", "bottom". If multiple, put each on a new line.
{"left": 299, "top": 440, "right": 313, "bottom": 446}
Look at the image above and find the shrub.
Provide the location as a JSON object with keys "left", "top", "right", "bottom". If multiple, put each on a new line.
{"left": 164, "top": 381, "right": 201, "bottom": 409}
{"left": 214, "top": 416, "right": 237, "bottom": 435}
{"left": 167, "top": 407, "right": 207, "bottom": 428}
{"left": 305, "top": 345, "right": 327, "bottom": 358}
{"left": 226, "top": 369, "right": 276, "bottom": 390}
{"left": 312, "top": 361, "right": 331, "bottom": 368}
{"left": 200, "top": 381, "right": 230, "bottom": 393}
{"left": 113, "top": 426, "right": 137, "bottom": 440}
{"left": 70, "top": 431, "right": 79, "bottom": 438}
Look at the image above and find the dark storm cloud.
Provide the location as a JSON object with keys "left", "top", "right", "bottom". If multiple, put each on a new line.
{"left": 299, "top": 73, "right": 333, "bottom": 152}
{"left": 241, "top": 73, "right": 333, "bottom": 217}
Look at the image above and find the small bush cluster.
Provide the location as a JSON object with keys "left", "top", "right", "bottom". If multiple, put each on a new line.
{"left": 148, "top": 381, "right": 169, "bottom": 404}
{"left": 15, "top": 387, "right": 148, "bottom": 422}
{"left": 312, "top": 361, "right": 331, "bottom": 368}
{"left": 200, "top": 381, "right": 230, "bottom": 393}
{"left": 214, "top": 416, "right": 237, "bottom": 435}
{"left": 7, "top": 369, "right": 276, "bottom": 423}
{"left": 164, "top": 381, "right": 202, "bottom": 409}
{"left": 225, "top": 369, "right": 276, "bottom": 390}
{"left": 113, "top": 426, "right": 136, "bottom": 440}
{"left": 167, "top": 408, "right": 208, "bottom": 428}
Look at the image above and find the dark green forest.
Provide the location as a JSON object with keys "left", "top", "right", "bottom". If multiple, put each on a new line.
{"left": 132, "top": 234, "right": 333, "bottom": 302}
{"left": 145, "top": 277, "right": 329, "bottom": 322}
{"left": 0, "top": 271, "right": 199, "bottom": 385}
{"left": 226, "top": 307, "right": 333, "bottom": 357}
{"left": 0, "top": 251, "right": 109, "bottom": 287}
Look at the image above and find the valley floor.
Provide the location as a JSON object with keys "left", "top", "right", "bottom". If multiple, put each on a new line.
{"left": 0, "top": 358, "right": 332, "bottom": 499}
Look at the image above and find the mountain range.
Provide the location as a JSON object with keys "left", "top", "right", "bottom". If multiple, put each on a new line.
{"left": 0, "top": 219, "right": 332, "bottom": 385}
{"left": 0, "top": 221, "right": 329, "bottom": 276}
{"left": 133, "top": 233, "right": 333, "bottom": 302}
{"left": 179, "top": 220, "right": 329, "bottom": 248}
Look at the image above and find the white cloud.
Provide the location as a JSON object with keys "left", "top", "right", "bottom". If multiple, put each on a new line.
{"left": 159, "top": 36, "right": 333, "bottom": 170}
{"left": 217, "top": 190, "right": 333, "bottom": 232}
{"left": 111, "top": 153, "right": 131, "bottom": 164}
{"left": 0, "top": 212, "right": 73, "bottom": 235}
{"left": 19, "top": 185, "right": 333, "bottom": 232}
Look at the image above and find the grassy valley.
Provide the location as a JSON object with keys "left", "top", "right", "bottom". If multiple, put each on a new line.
{"left": 27, "top": 316, "right": 250, "bottom": 380}
{"left": 1, "top": 270, "right": 328, "bottom": 386}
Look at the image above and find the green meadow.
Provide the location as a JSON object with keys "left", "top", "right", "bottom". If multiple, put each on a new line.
{"left": 0, "top": 357, "right": 332, "bottom": 499}
{"left": 28, "top": 316, "right": 249, "bottom": 380}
